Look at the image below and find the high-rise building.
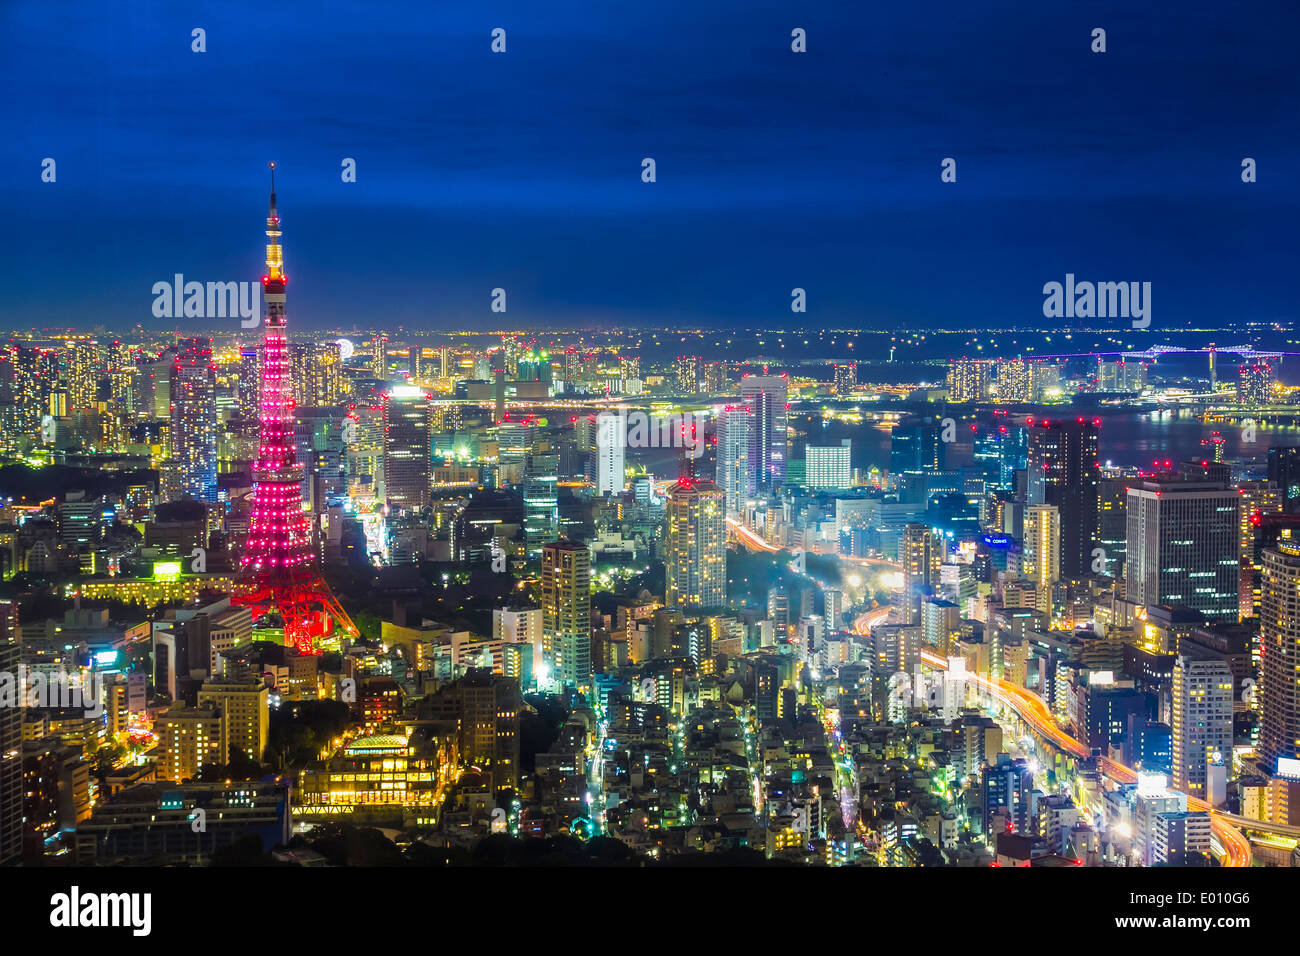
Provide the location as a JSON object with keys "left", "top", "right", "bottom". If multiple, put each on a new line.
{"left": 371, "top": 334, "right": 387, "bottom": 378}
{"left": 739, "top": 374, "right": 788, "bottom": 491}
{"left": 1022, "top": 504, "right": 1060, "bottom": 615}
{"left": 1170, "top": 653, "right": 1234, "bottom": 801}
{"left": 290, "top": 341, "right": 343, "bottom": 407}
{"left": 890, "top": 415, "right": 946, "bottom": 478}
{"left": 522, "top": 477, "right": 559, "bottom": 558}
{"left": 1239, "top": 480, "right": 1282, "bottom": 615}
{"left": 675, "top": 355, "right": 701, "bottom": 394}
{"left": 383, "top": 385, "right": 431, "bottom": 511}
{"left": 996, "top": 359, "right": 1031, "bottom": 402}
{"left": 1238, "top": 361, "right": 1277, "bottom": 405}
{"left": 196, "top": 678, "right": 270, "bottom": 764}
{"left": 947, "top": 359, "right": 992, "bottom": 403}
{"left": 166, "top": 337, "right": 218, "bottom": 503}
{"left": 1027, "top": 418, "right": 1098, "bottom": 580}
{"left": 900, "top": 523, "right": 941, "bottom": 626}
{"left": 1259, "top": 538, "right": 1300, "bottom": 774}
{"left": 717, "top": 404, "right": 752, "bottom": 515}
{"left": 541, "top": 541, "right": 592, "bottom": 686}
{"left": 1096, "top": 474, "right": 1140, "bottom": 579}
{"left": 0, "top": 627, "right": 20, "bottom": 866}
{"left": 1267, "top": 446, "right": 1300, "bottom": 514}
{"left": 833, "top": 363, "right": 857, "bottom": 396}
{"left": 805, "top": 440, "right": 852, "bottom": 491}
{"left": 982, "top": 753, "right": 1033, "bottom": 834}
{"left": 1126, "top": 480, "right": 1240, "bottom": 622}
{"left": 594, "top": 412, "right": 625, "bottom": 496}
{"left": 664, "top": 477, "right": 726, "bottom": 611}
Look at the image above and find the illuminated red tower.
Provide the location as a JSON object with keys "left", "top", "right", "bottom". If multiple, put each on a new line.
{"left": 233, "top": 163, "right": 358, "bottom": 654}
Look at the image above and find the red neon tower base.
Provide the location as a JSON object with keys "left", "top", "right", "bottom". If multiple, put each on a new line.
{"left": 233, "top": 164, "right": 358, "bottom": 655}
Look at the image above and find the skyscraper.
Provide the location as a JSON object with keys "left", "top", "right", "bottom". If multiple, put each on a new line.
{"left": 717, "top": 404, "right": 752, "bottom": 515}
{"left": 0, "top": 624, "right": 20, "bottom": 866}
{"left": 166, "top": 337, "right": 218, "bottom": 503}
{"left": 900, "top": 522, "right": 941, "bottom": 626}
{"left": 383, "top": 385, "right": 431, "bottom": 511}
{"left": 833, "top": 363, "right": 856, "bottom": 396}
{"left": 1126, "top": 480, "right": 1240, "bottom": 622}
{"left": 1259, "top": 538, "right": 1300, "bottom": 774}
{"left": 946, "top": 359, "right": 992, "bottom": 402}
{"left": 1171, "top": 652, "right": 1234, "bottom": 801}
{"left": 664, "top": 476, "right": 726, "bottom": 610}
{"left": 1267, "top": 446, "right": 1300, "bottom": 514}
{"left": 1022, "top": 504, "right": 1060, "bottom": 615}
{"left": 675, "top": 355, "right": 701, "bottom": 394}
{"left": 1027, "top": 417, "right": 1098, "bottom": 580}
{"left": 593, "top": 411, "right": 625, "bottom": 496}
{"left": 541, "top": 540, "right": 592, "bottom": 686}
{"left": 739, "top": 374, "right": 788, "bottom": 491}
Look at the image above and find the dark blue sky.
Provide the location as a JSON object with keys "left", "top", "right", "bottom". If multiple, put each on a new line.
{"left": 2, "top": 0, "right": 1297, "bottom": 332}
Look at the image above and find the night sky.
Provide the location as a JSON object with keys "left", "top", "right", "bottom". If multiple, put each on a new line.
{"left": 1, "top": 0, "right": 1297, "bottom": 332}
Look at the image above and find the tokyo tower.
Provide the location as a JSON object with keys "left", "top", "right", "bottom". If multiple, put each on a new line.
{"left": 233, "top": 163, "right": 358, "bottom": 654}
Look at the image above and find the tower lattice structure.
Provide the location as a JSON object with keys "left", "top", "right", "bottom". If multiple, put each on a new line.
{"left": 233, "top": 164, "right": 358, "bottom": 654}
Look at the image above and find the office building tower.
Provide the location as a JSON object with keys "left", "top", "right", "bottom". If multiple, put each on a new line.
{"left": 1259, "top": 538, "right": 1300, "bottom": 774}
{"left": 1239, "top": 480, "right": 1282, "bottom": 615}
{"left": 166, "top": 337, "right": 218, "bottom": 503}
{"left": 0, "top": 630, "right": 20, "bottom": 866}
{"left": 717, "top": 404, "right": 752, "bottom": 515}
{"left": 1027, "top": 417, "right": 1099, "bottom": 580}
{"left": 890, "top": 415, "right": 946, "bottom": 477}
{"left": 522, "top": 477, "right": 559, "bottom": 558}
{"left": 1096, "top": 475, "right": 1140, "bottom": 579}
{"left": 383, "top": 385, "right": 431, "bottom": 511}
{"left": 805, "top": 440, "right": 852, "bottom": 491}
{"left": 1171, "top": 652, "right": 1234, "bottom": 800}
{"left": 1022, "top": 504, "right": 1060, "bottom": 615}
{"left": 738, "top": 374, "right": 788, "bottom": 491}
{"left": 900, "top": 523, "right": 941, "bottom": 626}
{"left": 371, "top": 334, "right": 387, "bottom": 377}
{"left": 196, "top": 679, "right": 270, "bottom": 764}
{"left": 594, "top": 411, "right": 625, "bottom": 496}
{"left": 541, "top": 541, "right": 592, "bottom": 686}
{"left": 664, "top": 476, "right": 726, "bottom": 611}
{"left": 1126, "top": 480, "right": 1240, "bottom": 621}
{"left": 1267, "top": 446, "right": 1300, "bottom": 514}
{"left": 823, "top": 588, "right": 844, "bottom": 631}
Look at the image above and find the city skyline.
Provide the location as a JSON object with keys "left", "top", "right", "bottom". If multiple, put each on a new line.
{"left": 2, "top": 1, "right": 1295, "bottom": 926}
